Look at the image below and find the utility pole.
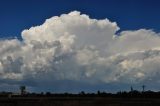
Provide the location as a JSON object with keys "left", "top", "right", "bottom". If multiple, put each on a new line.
{"left": 142, "top": 85, "right": 146, "bottom": 92}
{"left": 130, "top": 86, "right": 133, "bottom": 92}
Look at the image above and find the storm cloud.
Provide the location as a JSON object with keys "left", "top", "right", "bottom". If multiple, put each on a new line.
{"left": 0, "top": 11, "right": 160, "bottom": 92}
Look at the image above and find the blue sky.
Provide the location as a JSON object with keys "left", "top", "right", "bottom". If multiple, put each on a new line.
{"left": 1, "top": 0, "right": 160, "bottom": 93}
{"left": 0, "top": 0, "right": 160, "bottom": 38}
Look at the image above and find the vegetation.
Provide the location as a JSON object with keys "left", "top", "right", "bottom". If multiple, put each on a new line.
{"left": 0, "top": 86, "right": 159, "bottom": 106}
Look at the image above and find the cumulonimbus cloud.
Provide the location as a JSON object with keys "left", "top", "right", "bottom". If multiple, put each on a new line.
{"left": 0, "top": 11, "right": 160, "bottom": 92}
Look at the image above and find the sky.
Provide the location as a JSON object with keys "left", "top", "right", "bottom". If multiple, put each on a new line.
{"left": 1, "top": 0, "right": 160, "bottom": 93}
{"left": 1, "top": 0, "right": 160, "bottom": 38}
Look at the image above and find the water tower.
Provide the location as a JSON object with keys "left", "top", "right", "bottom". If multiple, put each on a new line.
{"left": 20, "top": 86, "right": 26, "bottom": 95}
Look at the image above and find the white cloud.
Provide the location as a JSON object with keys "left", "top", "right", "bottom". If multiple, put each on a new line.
{"left": 0, "top": 11, "right": 160, "bottom": 92}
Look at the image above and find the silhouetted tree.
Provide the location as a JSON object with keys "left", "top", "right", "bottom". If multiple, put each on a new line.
{"left": 80, "top": 91, "right": 85, "bottom": 95}
{"left": 46, "top": 92, "right": 51, "bottom": 96}
{"left": 97, "top": 90, "right": 101, "bottom": 95}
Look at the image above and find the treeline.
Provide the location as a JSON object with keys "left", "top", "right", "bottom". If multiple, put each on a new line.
{"left": 1, "top": 90, "right": 160, "bottom": 98}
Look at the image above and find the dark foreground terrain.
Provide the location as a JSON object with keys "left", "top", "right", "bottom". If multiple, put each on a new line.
{"left": 1, "top": 91, "right": 160, "bottom": 106}
{"left": 0, "top": 97, "right": 160, "bottom": 106}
